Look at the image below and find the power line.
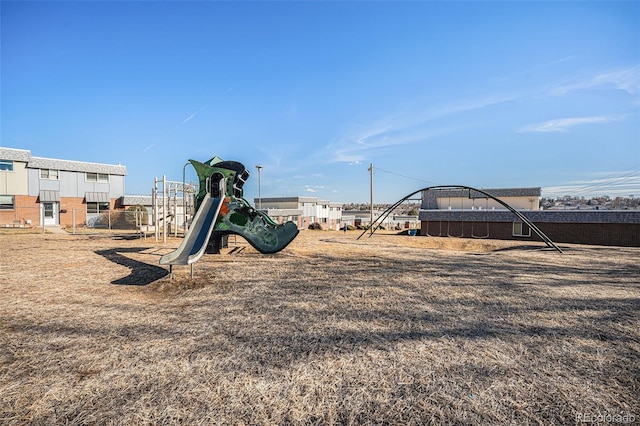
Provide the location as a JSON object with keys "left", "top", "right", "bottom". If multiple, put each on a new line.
{"left": 374, "top": 167, "right": 437, "bottom": 184}
{"left": 543, "top": 164, "right": 640, "bottom": 197}
{"left": 573, "top": 166, "right": 639, "bottom": 195}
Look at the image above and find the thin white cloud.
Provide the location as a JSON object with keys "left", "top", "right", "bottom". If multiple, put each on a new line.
{"left": 305, "top": 185, "right": 324, "bottom": 192}
{"left": 143, "top": 144, "right": 155, "bottom": 152}
{"left": 426, "top": 96, "right": 515, "bottom": 122}
{"left": 518, "top": 115, "right": 627, "bottom": 133}
{"left": 513, "top": 55, "right": 578, "bottom": 79}
{"left": 179, "top": 105, "right": 207, "bottom": 126}
{"left": 551, "top": 65, "right": 640, "bottom": 96}
{"left": 328, "top": 95, "right": 514, "bottom": 163}
{"left": 545, "top": 55, "right": 577, "bottom": 67}
{"left": 181, "top": 112, "right": 198, "bottom": 125}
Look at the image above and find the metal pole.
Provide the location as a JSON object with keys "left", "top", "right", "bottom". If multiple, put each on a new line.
{"left": 163, "top": 174, "right": 167, "bottom": 243}
{"left": 173, "top": 186, "right": 178, "bottom": 237}
{"left": 183, "top": 161, "right": 189, "bottom": 234}
{"left": 368, "top": 163, "right": 373, "bottom": 235}
{"left": 154, "top": 177, "right": 159, "bottom": 242}
{"left": 256, "top": 165, "right": 263, "bottom": 210}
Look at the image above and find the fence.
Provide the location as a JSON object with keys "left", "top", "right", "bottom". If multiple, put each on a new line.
{"left": 0, "top": 206, "right": 147, "bottom": 234}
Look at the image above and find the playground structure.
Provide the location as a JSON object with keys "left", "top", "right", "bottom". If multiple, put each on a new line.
{"left": 148, "top": 177, "right": 197, "bottom": 241}
{"left": 159, "top": 156, "right": 300, "bottom": 274}
{"left": 359, "top": 185, "right": 563, "bottom": 253}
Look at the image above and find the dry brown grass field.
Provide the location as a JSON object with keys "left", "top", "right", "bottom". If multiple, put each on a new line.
{"left": 1, "top": 229, "right": 639, "bottom": 425}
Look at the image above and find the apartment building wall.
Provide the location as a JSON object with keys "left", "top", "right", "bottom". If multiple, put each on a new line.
{"left": 0, "top": 147, "right": 126, "bottom": 228}
{"left": 257, "top": 196, "right": 345, "bottom": 230}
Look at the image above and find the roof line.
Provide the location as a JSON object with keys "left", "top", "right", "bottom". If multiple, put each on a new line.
{"left": 31, "top": 155, "right": 124, "bottom": 168}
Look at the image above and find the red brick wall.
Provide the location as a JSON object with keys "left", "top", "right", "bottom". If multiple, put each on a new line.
{"left": 536, "top": 222, "right": 640, "bottom": 247}
{"left": 59, "top": 197, "right": 86, "bottom": 227}
{"left": 421, "top": 221, "right": 497, "bottom": 239}
{"left": 0, "top": 196, "right": 119, "bottom": 228}
{"left": 59, "top": 198, "right": 120, "bottom": 228}
{"left": 421, "top": 221, "right": 640, "bottom": 247}
{"left": 0, "top": 195, "right": 39, "bottom": 226}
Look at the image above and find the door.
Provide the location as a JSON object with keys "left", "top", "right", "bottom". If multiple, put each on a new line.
{"left": 42, "top": 202, "right": 58, "bottom": 226}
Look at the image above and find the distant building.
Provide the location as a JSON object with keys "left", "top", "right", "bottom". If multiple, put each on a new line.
{"left": 0, "top": 147, "right": 126, "bottom": 228}
{"left": 391, "top": 214, "right": 421, "bottom": 230}
{"left": 255, "top": 196, "right": 343, "bottom": 230}
{"left": 341, "top": 210, "right": 378, "bottom": 228}
{"left": 421, "top": 187, "right": 542, "bottom": 210}
{"left": 419, "top": 187, "right": 640, "bottom": 247}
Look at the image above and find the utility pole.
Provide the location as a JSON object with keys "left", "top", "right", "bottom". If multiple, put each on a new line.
{"left": 368, "top": 163, "right": 373, "bottom": 235}
{"left": 256, "top": 165, "right": 263, "bottom": 210}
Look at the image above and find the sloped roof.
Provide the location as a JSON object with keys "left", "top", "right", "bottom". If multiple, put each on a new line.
{"left": 429, "top": 187, "right": 541, "bottom": 198}
{"left": 0, "top": 147, "right": 127, "bottom": 175}
{"left": 478, "top": 187, "right": 541, "bottom": 198}
{"left": 0, "top": 147, "right": 32, "bottom": 162}
{"left": 39, "top": 190, "right": 60, "bottom": 202}
{"left": 28, "top": 157, "right": 126, "bottom": 175}
{"left": 85, "top": 192, "right": 110, "bottom": 202}
{"left": 258, "top": 196, "right": 319, "bottom": 203}
{"left": 121, "top": 195, "right": 153, "bottom": 206}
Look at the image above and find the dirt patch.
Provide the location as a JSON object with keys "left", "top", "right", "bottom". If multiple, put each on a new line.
{"left": 1, "top": 230, "right": 639, "bottom": 425}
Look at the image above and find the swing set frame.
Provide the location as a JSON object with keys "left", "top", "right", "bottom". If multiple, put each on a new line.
{"left": 358, "top": 185, "right": 562, "bottom": 253}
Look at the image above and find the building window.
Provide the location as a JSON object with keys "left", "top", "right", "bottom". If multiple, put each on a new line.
{"left": 43, "top": 202, "right": 54, "bottom": 219}
{"left": 0, "top": 195, "right": 14, "bottom": 210}
{"left": 86, "top": 173, "right": 109, "bottom": 182}
{"left": 0, "top": 159, "right": 13, "bottom": 171}
{"left": 513, "top": 221, "right": 531, "bottom": 237}
{"left": 40, "top": 169, "right": 59, "bottom": 180}
{"left": 87, "top": 202, "right": 110, "bottom": 214}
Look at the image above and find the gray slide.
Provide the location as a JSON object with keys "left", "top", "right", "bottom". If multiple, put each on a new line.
{"left": 159, "top": 193, "right": 224, "bottom": 266}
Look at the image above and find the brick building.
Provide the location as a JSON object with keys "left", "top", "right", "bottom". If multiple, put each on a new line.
{"left": 419, "top": 187, "right": 640, "bottom": 247}
{"left": 0, "top": 147, "right": 126, "bottom": 228}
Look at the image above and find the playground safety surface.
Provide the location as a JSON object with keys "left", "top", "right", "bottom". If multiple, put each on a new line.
{"left": 2, "top": 230, "right": 639, "bottom": 424}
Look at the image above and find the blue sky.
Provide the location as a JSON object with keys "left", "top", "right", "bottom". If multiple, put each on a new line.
{"left": 2, "top": 1, "right": 639, "bottom": 203}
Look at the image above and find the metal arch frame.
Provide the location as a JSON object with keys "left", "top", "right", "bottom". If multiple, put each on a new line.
{"left": 357, "top": 185, "right": 563, "bottom": 253}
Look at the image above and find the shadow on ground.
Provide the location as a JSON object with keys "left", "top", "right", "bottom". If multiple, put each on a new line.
{"left": 95, "top": 247, "right": 169, "bottom": 285}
